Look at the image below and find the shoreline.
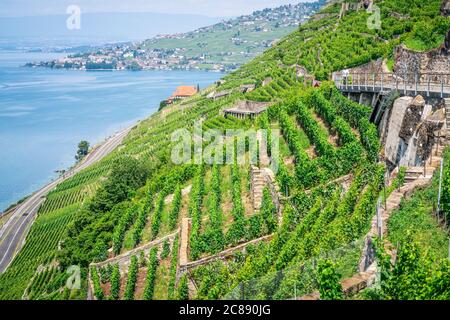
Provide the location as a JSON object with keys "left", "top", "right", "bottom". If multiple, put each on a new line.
{"left": 0, "top": 122, "right": 136, "bottom": 272}
{"left": 22, "top": 64, "right": 227, "bottom": 73}
{"left": 0, "top": 121, "right": 138, "bottom": 215}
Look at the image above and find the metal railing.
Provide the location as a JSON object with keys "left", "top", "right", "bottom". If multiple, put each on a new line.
{"left": 332, "top": 72, "right": 450, "bottom": 98}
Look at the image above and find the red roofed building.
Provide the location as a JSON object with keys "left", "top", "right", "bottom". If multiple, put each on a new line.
{"left": 166, "top": 85, "right": 198, "bottom": 104}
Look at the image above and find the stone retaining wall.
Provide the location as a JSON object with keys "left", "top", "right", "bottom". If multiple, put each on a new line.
{"left": 91, "top": 231, "right": 178, "bottom": 274}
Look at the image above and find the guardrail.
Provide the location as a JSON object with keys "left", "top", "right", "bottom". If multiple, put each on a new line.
{"left": 332, "top": 72, "right": 450, "bottom": 98}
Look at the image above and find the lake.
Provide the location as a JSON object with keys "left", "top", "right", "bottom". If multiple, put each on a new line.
{"left": 0, "top": 51, "right": 222, "bottom": 211}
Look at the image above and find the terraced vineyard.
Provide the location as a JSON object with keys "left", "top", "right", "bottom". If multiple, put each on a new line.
{"left": 1, "top": 0, "right": 449, "bottom": 300}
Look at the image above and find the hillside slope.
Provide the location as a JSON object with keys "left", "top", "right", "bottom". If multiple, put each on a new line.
{"left": 0, "top": 0, "right": 449, "bottom": 300}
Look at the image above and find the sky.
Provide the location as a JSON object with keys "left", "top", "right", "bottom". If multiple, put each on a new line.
{"left": 0, "top": 0, "right": 314, "bottom": 18}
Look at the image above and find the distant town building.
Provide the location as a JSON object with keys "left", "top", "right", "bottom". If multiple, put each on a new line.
{"left": 223, "top": 100, "right": 272, "bottom": 119}
{"left": 166, "top": 85, "right": 198, "bottom": 104}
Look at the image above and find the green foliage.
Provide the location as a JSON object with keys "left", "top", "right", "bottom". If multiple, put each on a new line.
{"left": 124, "top": 256, "right": 138, "bottom": 300}
{"left": 189, "top": 165, "right": 206, "bottom": 260}
{"left": 168, "top": 235, "right": 180, "bottom": 300}
{"left": 132, "top": 195, "right": 153, "bottom": 247}
{"left": 161, "top": 240, "right": 171, "bottom": 260}
{"left": 202, "top": 164, "right": 225, "bottom": 254}
{"left": 389, "top": 164, "right": 450, "bottom": 260}
{"left": 151, "top": 192, "right": 166, "bottom": 240}
{"left": 75, "top": 140, "right": 90, "bottom": 162}
{"left": 169, "top": 185, "right": 182, "bottom": 230}
{"left": 177, "top": 274, "right": 190, "bottom": 300}
{"left": 441, "top": 149, "right": 450, "bottom": 224}
{"left": 110, "top": 264, "right": 120, "bottom": 300}
{"left": 405, "top": 17, "right": 450, "bottom": 51}
{"left": 317, "top": 260, "right": 343, "bottom": 300}
{"left": 143, "top": 248, "right": 159, "bottom": 300}
{"left": 90, "top": 156, "right": 149, "bottom": 214}
{"left": 90, "top": 267, "right": 104, "bottom": 300}
{"left": 261, "top": 188, "right": 277, "bottom": 234}
{"left": 375, "top": 237, "right": 450, "bottom": 300}
{"left": 226, "top": 163, "right": 246, "bottom": 246}
{"left": 113, "top": 203, "right": 139, "bottom": 255}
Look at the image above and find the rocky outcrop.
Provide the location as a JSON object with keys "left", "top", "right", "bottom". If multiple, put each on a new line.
{"left": 399, "top": 96, "right": 425, "bottom": 142}
{"left": 445, "top": 29, "right": 450, "bottom": 51}
{"left": 441, "top": 0, "right": 450, "bottom": 17}
{"left": 383, "top": 95, "right": 444, "bottom": 167}
{"left": 384, "top": 96, "right": 412, "bottom": 165}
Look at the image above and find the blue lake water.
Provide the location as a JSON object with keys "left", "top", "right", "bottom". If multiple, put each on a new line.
{"left": 0, "top": 51, "right": 222, "bottom": 211}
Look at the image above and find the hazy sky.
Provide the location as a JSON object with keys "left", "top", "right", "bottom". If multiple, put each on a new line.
{"left": 0, "top": 0, "right": 314, "bottom": 17}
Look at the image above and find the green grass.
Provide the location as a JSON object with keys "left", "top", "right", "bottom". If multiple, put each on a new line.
{"left": 389, "top": 166, "right": 450, "bottom": 260}
{"left": 403, "top": 36, "right": 446, "bottom": 52}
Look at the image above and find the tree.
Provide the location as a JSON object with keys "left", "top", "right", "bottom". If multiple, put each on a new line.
{"left": 317, "top": 260, "right": 343, "bottom": 300}
{"left": 89, "top": 156, "right": 150, "bottom": 214}
{"left": 75, "top": 140, "right": 90, "bottom": 161}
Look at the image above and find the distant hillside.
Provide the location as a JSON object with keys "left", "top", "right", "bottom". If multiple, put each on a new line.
{"left": 141, "top": 1, "right": 326, "bottom": 70}
{"left": 27, "top": 1, "right": 326, "bottom": 72}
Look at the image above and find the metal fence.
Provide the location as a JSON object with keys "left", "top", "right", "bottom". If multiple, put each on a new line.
{"left": 222, "top": 238, "right": 366, "bottom": 300}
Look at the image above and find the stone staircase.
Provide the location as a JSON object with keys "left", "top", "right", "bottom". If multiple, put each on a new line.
{"left": 405, "top": 167, "right": 425, "bottom": 183}
{"left": 256, "top": 130, "right": 271, "bottom": 167}
{"left": 251, "top": 166, "right": 266, "bottom": 211}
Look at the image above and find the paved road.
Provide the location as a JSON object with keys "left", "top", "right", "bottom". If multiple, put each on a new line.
{"left": 0, "top": 126, "right": 132, "bottom": 273}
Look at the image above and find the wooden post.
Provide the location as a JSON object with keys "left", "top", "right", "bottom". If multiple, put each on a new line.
{"left": 381, "top": 73, "right": 384, "bottom": 92}
{"left": 436, "top": 130, "right": 440, "bottom": 156}
{"left": 437, "top": 158, "right": 444, "bottom": 220}
{"left": 430, "top": 146, "right": 433, "bottom": 165}
{"left": 424, "top": 160, "right": 426, "bottom": 177}
{"left": 415, "top": 73, "right": 418, "bottom": 96}
{"left": 384, "top": 172, "right": 387, "bottom": 210}
{"left": 404, "top": 75, "right": 407, "bottom": 95}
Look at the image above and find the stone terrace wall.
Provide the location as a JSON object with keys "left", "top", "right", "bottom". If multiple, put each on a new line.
{"left": 393, "top": 44, "right": 450, "bottom": 83}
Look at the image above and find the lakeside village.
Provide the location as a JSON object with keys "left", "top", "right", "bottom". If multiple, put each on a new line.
{"left": 25, "top": 45, "right": 232, "bottom": 72}
{"left": 24, "top": 2, "right": 320, "bottom": 73}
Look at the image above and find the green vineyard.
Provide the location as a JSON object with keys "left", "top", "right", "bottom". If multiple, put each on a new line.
{"left": 1, "top": 0, "right": 449, "bottom": 301}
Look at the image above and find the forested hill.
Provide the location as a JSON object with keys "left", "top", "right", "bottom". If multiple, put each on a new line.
{"left": 0, "top": 0, "right": 448, "bottom": 300}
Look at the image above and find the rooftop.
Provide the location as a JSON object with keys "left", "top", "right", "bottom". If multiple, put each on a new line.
{"left": 171, "top": 86, "right": 198, "bottom": 98}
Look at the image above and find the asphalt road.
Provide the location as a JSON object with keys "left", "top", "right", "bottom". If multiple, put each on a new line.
{"left": 0, "top": 126, "right": 132, "bottom": 273}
